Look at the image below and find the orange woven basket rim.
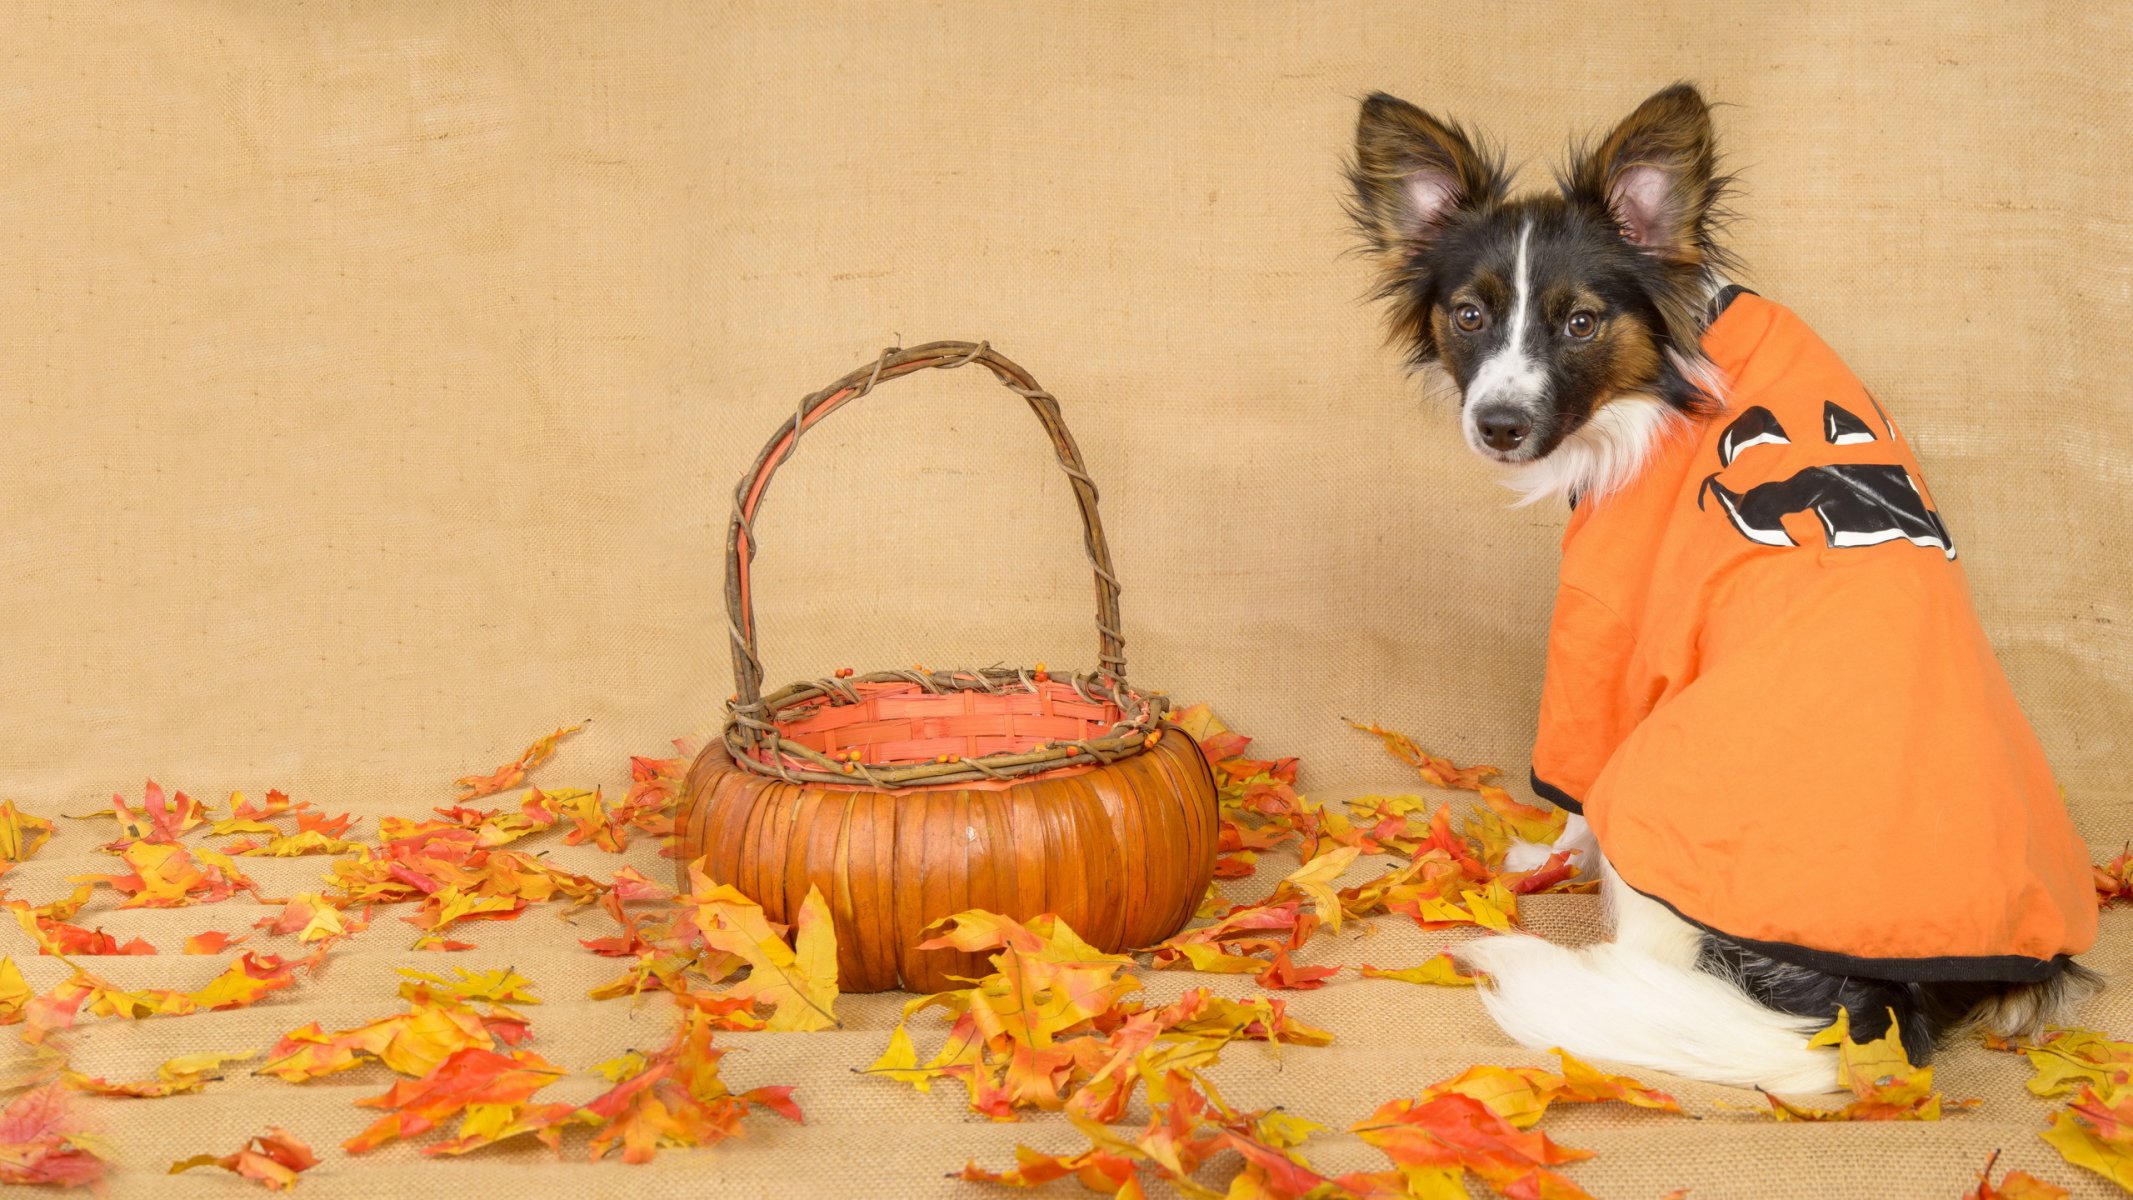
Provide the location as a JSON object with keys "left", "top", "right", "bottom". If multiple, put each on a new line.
{"left": 725, "top": 665, "right": 1167, "bottom": 789}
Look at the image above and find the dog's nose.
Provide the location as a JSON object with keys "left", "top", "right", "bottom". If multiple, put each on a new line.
{"left": 1475, "top": 409, "right": 1532, "bottom": 453}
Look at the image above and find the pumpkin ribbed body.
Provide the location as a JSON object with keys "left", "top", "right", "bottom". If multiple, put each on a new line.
{"left": 677, "top": 723, "right": 1217, "bottom": 993}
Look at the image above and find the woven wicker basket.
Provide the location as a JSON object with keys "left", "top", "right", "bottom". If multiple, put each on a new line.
{"left": 676, "top": 341, "right": 1219, "bottom": 993}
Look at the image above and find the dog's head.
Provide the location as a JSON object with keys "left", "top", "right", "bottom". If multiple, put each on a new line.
{"left": 1347, "top": 84, "right": 1734, "bottom": 501}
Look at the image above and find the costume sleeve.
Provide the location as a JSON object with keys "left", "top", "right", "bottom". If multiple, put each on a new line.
{"left": 1530, "top": 582, "right": 1637, "bottom": 813}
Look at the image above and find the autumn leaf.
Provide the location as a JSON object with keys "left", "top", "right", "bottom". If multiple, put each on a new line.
{"left": 1762, "top": 1007, "right": 1975, "bottom": 1121}
{"left": 67, "top": 1049, "right": 258, "bottom": 1098}
{"left": 192, "top": 952, "right": 303, "bottom": 1011}
{"left": 343, "top": 1047, "right": 567, "bottom": 1154}
{"left": 404, "top": 886, "right": 528, "bottom": 932}
{"left": 412, "top": 935, "right": 476, "bottom": 952}
{"left": 0, "top": 801, "right": 55, "bottom": 862}
{"left": 184, "top": 930, "right": 249, "bottom": 954}
{"left": 170, "top": 1128, "right": 319, "bottom": 1191}
{"left": 9, "top": 903, "right": 157, "bottom": 956}
{"left": 1348, "top": 721, "right": 1501, "bottom": 790}
{"left": 2096, "top": 846, "right": 2132, "bottom": 909}
{"left": 1353, "top": 1090, "right": 1595, "bottom": 1199}
{"left": 541, "top": 786, "right": 626, "bottom": 853}
{"left": 72, "top": 840, "right": 254, "bottom": 907}
{"left": 104, "top": 780, "right": 210, "bottom": 846}
{"left": 1964, "top": 1149, "right": 2071, "bottom": 1199}
{"left": 961, "top": 1067, "right": 1335, "bottom": 1200}
{"left": 455, "top": 722, "right": 585, "bottom": 800}
{"left": 234, "top": 830, "right": 364, "bottom": 857}
{"left": 2041, "top": 1084, "right": 2133, "bottom": 1192}
{"left": 1360, "top": 954, "right": 1478, "bottom": 988}
{"left": 1254, "top": 949, "right": 1339, "bottom": 991}
{"left": 1273, "top": 845, "right": 1360, "bottom": 933}
{"left": 255, "top": 894, "right": 352, "bottom": 943}
{"left": 397, "top": 966, "right": 539, "bottom": 1007}
{"left": 691, "top": 882, "right": 839, "bottom": 1031}
{"left": 0, "top": 957, "right": 30, "bottom": 1025}
{"left": 0, "top": 1083, "right": 110, "bottom": 1189}
{"left": 1991, "top": 1026, "right": 2133, "bottom": 1099}
{"left": 257, "top": 989, "right": 501, "bottom": 1082}
{"left": 873, "top": 909, "right": 1326, "bottom": 1122}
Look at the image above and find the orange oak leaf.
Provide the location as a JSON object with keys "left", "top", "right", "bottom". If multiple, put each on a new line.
{"left": 454, "top": 722, "right": 585, "bottom": 801}
{"left": 170, "top": 1127, "right": 319, "bottom": 1191}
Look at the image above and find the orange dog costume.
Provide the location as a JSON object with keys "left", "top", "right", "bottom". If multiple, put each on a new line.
{"left": 1531, "top": 290, "right": 2097, "bottom": 981}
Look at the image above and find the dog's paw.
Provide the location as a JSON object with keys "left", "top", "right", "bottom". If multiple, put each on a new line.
{"left": 1501, "top": 839, "right": 1558, "bottom": 873}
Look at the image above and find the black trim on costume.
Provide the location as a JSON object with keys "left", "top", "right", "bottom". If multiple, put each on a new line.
{"left": 1527, "top": 771, "right": 1583, "bottom": 815}
{"left": 1624, "top": 876, "right": 2072, "bottom": 985}
{"left": 1707, "top": 284, "right": 1755, "bottom": 323}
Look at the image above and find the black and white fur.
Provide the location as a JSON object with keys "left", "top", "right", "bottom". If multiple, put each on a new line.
{"left": 1346, "top": 83, "right": 2099, "bottom": 1092}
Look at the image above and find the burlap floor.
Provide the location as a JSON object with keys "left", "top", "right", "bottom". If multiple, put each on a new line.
{"left": 3, "top": 3, "right": 2128, "bottom": 1197}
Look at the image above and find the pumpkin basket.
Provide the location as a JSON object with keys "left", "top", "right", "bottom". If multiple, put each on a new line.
{"left": 677, "top": 341, "right": 1219, "bottom": 993}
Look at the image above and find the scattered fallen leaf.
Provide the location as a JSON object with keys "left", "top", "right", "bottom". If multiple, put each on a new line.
{"left": 1360, "top": 954, "right": 1478, "bottom": 988}
{"left": 0, "top": 1083, "right": 110, "bottom": 1188}
{"left": 2096, "top": 846, "right": 2132, "bottom": 909}
{"left": 455, "top": 723, "right": 585, "bottom": 801}
{"left": 0, "top": 801, "right": 55, "bottom": 863}
{"left": 1965, "top": 1149, "right": 2071, "bottom": 1199}
{"left": 171, "top": 1127, "right": 320, "bottom": 1190}
{"left": 68, "top": 1049, "right": 258, "bottom": 1098}
{"left": 1763, "top": 1008, "right": 1975, "bottom": 1121}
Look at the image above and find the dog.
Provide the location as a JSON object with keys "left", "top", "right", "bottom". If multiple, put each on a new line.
{"left": 1345, "top": 83, "right": 2100, "bottom": 1092}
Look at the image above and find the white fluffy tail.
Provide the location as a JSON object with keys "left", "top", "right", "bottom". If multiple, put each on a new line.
{"left": 1454, "top": 863, "right": 1840, "bottom": 1095}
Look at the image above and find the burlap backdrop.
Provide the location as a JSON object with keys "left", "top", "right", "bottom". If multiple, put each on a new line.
{"left": 1, "top": 3, "right": 2127, "bottom": 1197}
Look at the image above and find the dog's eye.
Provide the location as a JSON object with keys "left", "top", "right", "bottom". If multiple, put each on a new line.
{"left": 1565, "top": 311, "right": 1597, "bottom": 339}
{"left": 1454, "top": 304, "right": 1486, "bottom": 332}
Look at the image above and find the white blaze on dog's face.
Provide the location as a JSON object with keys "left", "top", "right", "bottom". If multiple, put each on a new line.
{"left": 1346, "top": 85, "right": 1735, "bottom": 503}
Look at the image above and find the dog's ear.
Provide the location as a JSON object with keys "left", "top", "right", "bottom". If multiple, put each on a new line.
{"left": 1347, "top": 93, "right": 1503, "bottom": 260}
{"left": 1566, "top": 83, "right": 1723, "bottom": 265}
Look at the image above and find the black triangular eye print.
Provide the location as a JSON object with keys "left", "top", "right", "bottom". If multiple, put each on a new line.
{"left": 1824, "top": 401, "right": 1877, "bottom": 445}
{"left": 1717, "top": 406, "right": 1789, "bottom": 466}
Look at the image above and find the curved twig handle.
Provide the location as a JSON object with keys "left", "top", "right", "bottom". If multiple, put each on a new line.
{"left": 727, "top": 341, "right": 1126, "bottom": 716}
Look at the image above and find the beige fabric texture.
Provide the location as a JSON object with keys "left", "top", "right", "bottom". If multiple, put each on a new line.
{"left": 2, "top": 2, "right": 2129, "bottom": 1197}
